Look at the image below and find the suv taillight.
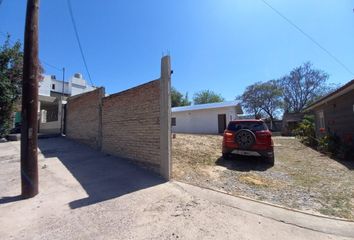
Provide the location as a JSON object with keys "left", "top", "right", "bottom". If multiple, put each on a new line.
{"left": 223, "top": 130, "right": 235, "bottom": 142}
{"left": 255, "top": 130, "right": 272, "bottom": 146}
{"left": 255, "top": 130, "right": 271, "bottom": 137}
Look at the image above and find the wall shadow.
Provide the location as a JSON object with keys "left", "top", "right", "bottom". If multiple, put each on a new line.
{"left": 215, "top": 155, "right": 273, "bottom": 172}
{"left": 329, "top": 156, "right": 354, "bottom": 170}
{"left": 307, "top": 145, "right": 354, "bottom": 170}
{"left": 39, "top": 137, "right": 165, "bottom": 209}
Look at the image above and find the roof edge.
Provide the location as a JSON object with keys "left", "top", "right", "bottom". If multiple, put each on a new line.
{"left": 304, "top": 79, "right": 354, "bottom": 111}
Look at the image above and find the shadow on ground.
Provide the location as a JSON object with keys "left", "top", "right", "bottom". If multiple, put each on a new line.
{"left": 0, "top": 195, "right": 23, "bottom": 204}
{"left": 307, "top": 145, "right": 354, "bottom": 170}
{"left": 215, "top": 155, "right": 273, "bottom": 172}
{"left": 330, "top": 156, "right": 354, "bottom": 170}
{"left": 39, "top": 137, "right": 165, "bottom": 209}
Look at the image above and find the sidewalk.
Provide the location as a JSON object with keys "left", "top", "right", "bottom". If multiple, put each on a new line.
{"left": 1, "top": 137, "right": 353, "bottom": 240}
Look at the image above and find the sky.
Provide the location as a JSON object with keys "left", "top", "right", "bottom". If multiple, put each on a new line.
{"left": 0, "top": 0, "right": 354, "bottom": 101}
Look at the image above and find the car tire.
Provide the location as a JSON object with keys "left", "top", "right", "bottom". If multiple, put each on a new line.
{"left": 222, "top": 153, "right": 231, "bottom": 160}
{"left": 265, "top": 156, "right": 275, "bottom": 166}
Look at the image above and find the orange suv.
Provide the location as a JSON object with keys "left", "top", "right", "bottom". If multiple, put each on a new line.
{"left": 222, "top": 119, "right": 274, "bottom": 165}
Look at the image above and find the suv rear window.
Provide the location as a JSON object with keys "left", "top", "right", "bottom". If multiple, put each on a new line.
{"left": 227, "top": 121, "right": 268, "bottom": 132}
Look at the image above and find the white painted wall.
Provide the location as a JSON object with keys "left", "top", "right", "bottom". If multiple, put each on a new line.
{"left": 39, "top": 74, "right": 96, "bottom": 97}
{"left": 171, "top": 106, "right": 238, "bottom": 134}
{"left": 51, "top": 79, "right": 70, "bottom": 94}
{"left": 39, "top": 75, "right": 52, "bottom": 96}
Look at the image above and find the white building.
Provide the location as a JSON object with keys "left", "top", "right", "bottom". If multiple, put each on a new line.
{"left": 38, "top": 73, "right": 96, "bottom": 134}
{"left": 39, "top": 73, "right": 95, "bottom": 97}
{"left": 171, "top": 101, "right": 243, "bottom": 134}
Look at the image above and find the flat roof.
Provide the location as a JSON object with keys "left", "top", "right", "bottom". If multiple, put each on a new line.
{"left": 304, "top": 79, "right": 354, "bottom": 111}
{"left": 172, "top": 101, "right": 243, "bottom": 114}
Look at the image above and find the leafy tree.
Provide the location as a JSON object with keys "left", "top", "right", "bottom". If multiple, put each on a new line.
{"left": 236, "top": 82, "right": 264, "bottom": 119}
{"left": 181, "top": 92, "right": 191, "bottom": 106}
{"left": 279, "top": 62, "right": 330, "bottom": 113}
{"left": 171, "top": 87, "right": 191, "bottom": 107}
{"left": 257, "top": 80, "right": 283, "bottom": 126}
{"left": 0, "top": 36, "right": 23, "bottom": 137}
{"left": 0, "top": 35, "right": 43, "bottom": 137}
{"left": 193, "top": 90, "right": 225, "bottom": 105}
{"left": 237, "top": 80, "right": 282, "bottom": 127}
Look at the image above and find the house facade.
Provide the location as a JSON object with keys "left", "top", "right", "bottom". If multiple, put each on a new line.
{"left": 37, "top": 73, "right": 96, "bottom": 134}
{"left": 171, "top": 101, "right": 243, "bottom": 134}
{"left": 304, "top": 79, "right": 354, "bottom": 149}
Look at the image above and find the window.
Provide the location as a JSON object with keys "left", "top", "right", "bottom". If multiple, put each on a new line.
{"left": 52, "top": 84, "right": 55, "bottom": 90}
{"left": 171, "top": 117, "right": 176, "bottom": 126}
{"left": 227, "top": 121, "right": 268, "bottom": 132}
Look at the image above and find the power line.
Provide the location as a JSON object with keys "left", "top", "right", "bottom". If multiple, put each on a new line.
{"left": 0, "top": 31, "right": 63, "bottom": 72}
{"left": 66, "top": 0, "right": 94, "bottom": 86}
{"left": 41, "top": 60, "right": 62, "bottom": 72}
{"left": 261, "top": 0, "right": 354, "bottom": 76}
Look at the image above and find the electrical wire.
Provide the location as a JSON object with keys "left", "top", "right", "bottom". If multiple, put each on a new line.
{"left": 66, "top": 0, "right": 94, "bottom": 86}
{"left": 261, "top": 0, "right": 354, "bottom": 76}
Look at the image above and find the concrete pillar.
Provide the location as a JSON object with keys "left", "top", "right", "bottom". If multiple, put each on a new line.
{"left": 58, "top": 98, "right": 63, "bottom": 134}
{"left": 97, "top": 87, "right": 105, "bottom": 151}
{"left": 159, "top": 55, "right": 172, "bottom": 180}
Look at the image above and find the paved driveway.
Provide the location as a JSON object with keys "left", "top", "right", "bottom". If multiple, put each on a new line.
{"left": 1, "top": 137, "right": 354, "bottom": 240}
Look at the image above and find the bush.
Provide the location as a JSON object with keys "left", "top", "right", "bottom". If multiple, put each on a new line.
{"left": 317, "top": 135, "right": 338, "bottom": 154}
{"left": 293, "top": 115, "right": 317, "bottom": 147}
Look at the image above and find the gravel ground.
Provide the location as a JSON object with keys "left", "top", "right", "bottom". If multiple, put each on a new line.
{"left": 172, "top": 134, "right": 354, "bottom": 220}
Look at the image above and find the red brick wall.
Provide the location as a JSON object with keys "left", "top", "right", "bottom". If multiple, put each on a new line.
{"left": 66, "top": 88, "right": 104, "bottom": 149}
{"left": 101, "top": 80, "right": 161, "bottom": 169}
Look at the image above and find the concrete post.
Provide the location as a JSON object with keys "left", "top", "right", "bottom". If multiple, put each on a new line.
{"left": 97, "top": 87, "right": 105, "bottom": 151}
{"left": 58, "top": 98, "right": 63, "bottom": 134}
{"left": 159, "top": 56, "right": 172, "bottom": 180}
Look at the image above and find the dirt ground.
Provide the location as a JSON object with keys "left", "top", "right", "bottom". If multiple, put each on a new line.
{"left": 172, "top": 134, "right": 354, "bottom": 220}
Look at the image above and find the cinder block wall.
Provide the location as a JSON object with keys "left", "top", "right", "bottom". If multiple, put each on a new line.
{"left": 102, "top": 80, "right": 161, "bottom": 170}
{"left": 66, "top": 88, "right": 104, "bottom": 149}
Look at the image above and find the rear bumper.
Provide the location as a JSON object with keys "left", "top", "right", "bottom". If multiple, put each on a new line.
{"left": 223, "top": 147, "right": 274, "bottom": 158}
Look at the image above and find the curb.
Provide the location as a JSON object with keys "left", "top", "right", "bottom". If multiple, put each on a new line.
{"left": 173, "top": 180, "right": 354, "bottom": 223}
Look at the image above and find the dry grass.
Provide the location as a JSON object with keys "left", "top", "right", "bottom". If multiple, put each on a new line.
{"left": 172, "top": 133, "right": 354, "bottom": 220}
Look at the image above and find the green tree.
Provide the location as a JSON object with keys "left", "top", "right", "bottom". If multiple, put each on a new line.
{"left": 236, "top": 83, "right": 263, "bottom": 118}
{"left": 0, "top": 35, "right": 23, "bottom": 137}
{"left": 193, "top": 90, "right": 225, "bottom": 105}
{"left": 237, "top": 80, "right": 283, "bottom": 127}
{"left": 171, "top": 87, "right": 191, "bottom": 107}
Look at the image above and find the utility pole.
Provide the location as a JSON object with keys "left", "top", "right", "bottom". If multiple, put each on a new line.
{"left": 21, "top": 0, "right": 40, "bottom": 198}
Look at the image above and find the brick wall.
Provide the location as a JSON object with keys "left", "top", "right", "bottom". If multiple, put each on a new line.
{"left": 66, "top": 88, "right": 104, "bottom": 149}
{"left": 102, "top": 80, "right": 161, "bottom": 169}
{"left": 64, "top": 56, "right": 171, "bottom": 179}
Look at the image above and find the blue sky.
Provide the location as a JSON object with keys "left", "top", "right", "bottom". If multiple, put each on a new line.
{"left": 1, "top": 0, "right": 353, "bottom": 101}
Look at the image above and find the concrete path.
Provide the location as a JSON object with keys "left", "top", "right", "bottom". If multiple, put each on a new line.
{"left": 1, "top": 137, "right": 353, "bottom": 240}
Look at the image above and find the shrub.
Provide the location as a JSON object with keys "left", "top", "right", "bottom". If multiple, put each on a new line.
{"left": 317, "top": 133, "right": 349, "bottom": 158}
{"left": 293, "top": 115, "right": 317, "bottom": 147}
